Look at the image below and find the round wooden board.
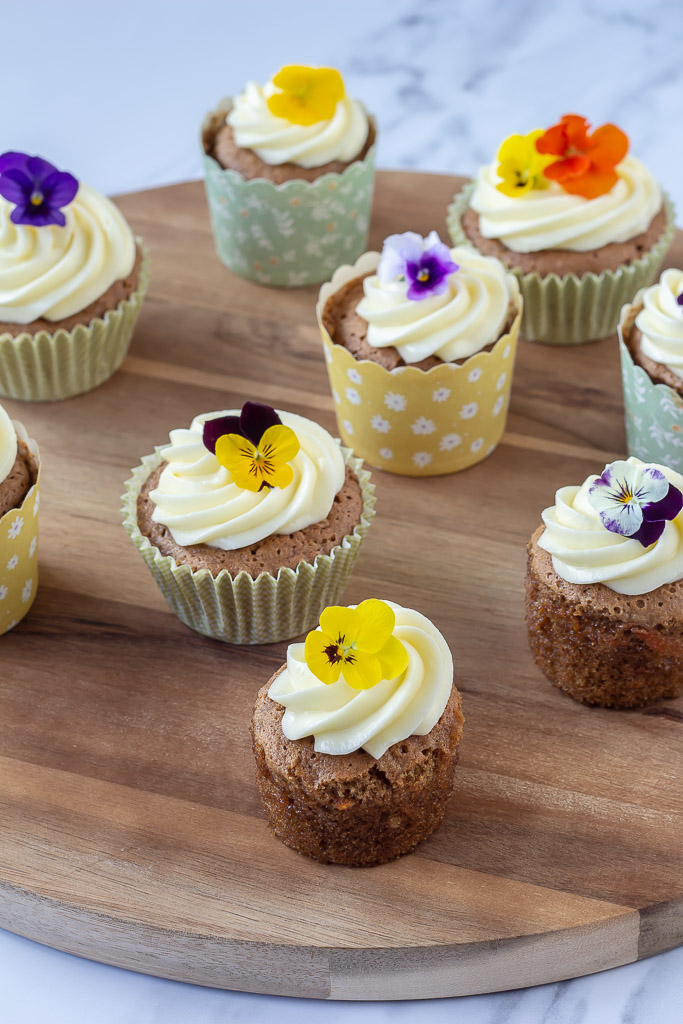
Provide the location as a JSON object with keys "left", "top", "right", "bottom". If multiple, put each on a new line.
{"left": 1, "top": 172, "right": 682, "bottom": 1002}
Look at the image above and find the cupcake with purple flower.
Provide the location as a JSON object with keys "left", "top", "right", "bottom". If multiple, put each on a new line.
{"left": 0, "top": 152, "right": 150, "bottom": 401}
{"left": 526, "top": 456, "right": 683, "bottom": 707}
{"left": 316, "top": 230, "right": 521, "bottom": 475}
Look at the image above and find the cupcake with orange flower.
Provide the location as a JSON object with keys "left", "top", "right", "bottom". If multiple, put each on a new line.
{"left": 447, "top": 114, "right": 674, "bottom": 344}
{"left": 201, "top": 65, "right": 376, "bottom": 287}
{"left": 122, "top": 401, "right": 375, "bottom": 644}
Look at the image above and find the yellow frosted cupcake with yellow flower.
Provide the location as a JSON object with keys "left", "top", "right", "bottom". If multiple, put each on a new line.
{"left": 201, "top": 65, "right": 376, "bottom": 286}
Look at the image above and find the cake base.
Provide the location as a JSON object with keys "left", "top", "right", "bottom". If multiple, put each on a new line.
{"left": 0, "top": 441, "right": 38, "bottom": 517}
{"left": 623, "top": 317, "right": 683, "bottom": 397}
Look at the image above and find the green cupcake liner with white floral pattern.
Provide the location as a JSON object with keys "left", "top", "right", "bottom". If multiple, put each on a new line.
{"left": 619, "top": 296, "right": 683, "bottom": 472}
{"left": 201, "top": 99, "right": 375, "bottom": 288}
{"left": 0, "top": 243, "right": 150, "bottom": 402}
{"left": 447, "top": 183, "right": 676, "bottom": 346}
{"left": 121, "top": 447, "right": 375, "bottom": 645}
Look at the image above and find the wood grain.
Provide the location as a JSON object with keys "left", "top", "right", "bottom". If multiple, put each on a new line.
{"left": 0, "top": 171, "right": 681, "bottom": 1000}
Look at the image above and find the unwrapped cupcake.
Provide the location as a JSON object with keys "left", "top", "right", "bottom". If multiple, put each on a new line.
{"left": 0, "top": 401, "right": 40, "bottom": 633}
{"left": 526, "top": 456, "right": 683, "bottom": 707}
{"left": 619, "top": 269, "right": 683, "bottom": 471}
{"left": 252, "top": 598, "right": 465, "bottom": 866}
{"left": 448, "top": 114, "right": 674, "bottom": 345}
{"left": 0, "top": 152, "right": 150, "bottom": 401}
{"left": 122, "top": 401, "right": 375, "bottom": 644}
{"left": 201, "top": 65, "right": 375, "bottom": 286}
{"left": 317, "top": 230, "right": 521, "bottom": 475}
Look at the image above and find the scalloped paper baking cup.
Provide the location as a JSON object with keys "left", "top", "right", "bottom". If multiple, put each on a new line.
{"left": 316, "top": 252, "right": 522, "bottom": 476}
{"left": 0, "top": 421, "right": 40, "bottom": 635}
{"left": 0, "top": 243, "right": 150, "bottom": 402}
{"left": 619, "top": 295, "right": 683, "bottom": 472}
{"left": 121, "top": 447, "right": 375, "bottom": 645}
{"left": 447, "top": 183, "right": 676, "bottom": 346}
{"left": 201, "top": 99, "right": 375, "bottom": 287}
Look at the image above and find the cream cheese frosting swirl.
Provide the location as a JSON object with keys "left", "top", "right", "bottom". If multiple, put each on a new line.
{"left": 0, "top": 402, "right": 17, "bottom": 485}
{"left": 470, "top": 155, "right": 662, "bottom": 254}
{"left": 356, "top": 246, "right": 518, "bottom": 363}
{"left": 0, "top": 182, "right": 135, "bottom": 324}
{"left": 227, "top": 80, "right": 369, "bottom": 168}
{"left": 538, "top": 457, "right": 683, "bottom": 595}
{"left": 268, "top": 602, "right": 453, "bottom": 758}
{"left": 150, "top": 410, "right": 346, "bottom": 550}
{"left": 635, "top": 268, "right": 683, "bottom": 377}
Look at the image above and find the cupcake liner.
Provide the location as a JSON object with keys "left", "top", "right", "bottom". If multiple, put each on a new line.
{"left": 121, "top": 447, "right": 375, "bottom": 645}
{"left": 0, "top": 421, "right": 40, "bottom": 635}
{"left": 201, "top": 98, "right": 375, "bottom": 287}
{"left": 618, "top": 296, "right": 683, "bottom": 471}
{"left": 316, "top": 252, "right": 522, "bottom": 476}
{"left": 0, "top": 242, "right": 151, "bottom": 402}
{"left": 447, "top": 183, "right": 676, "bottom": 346}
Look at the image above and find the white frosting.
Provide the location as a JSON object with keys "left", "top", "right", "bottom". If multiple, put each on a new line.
{"left": 0, "top": 182, "right": 135, "bottom": 324}
{"left": 0, "top": 402, "right": 17, "bottom": 485}
{"left": 150, "top": 410, "right": 346, "bottom": 550}
{"left": 356, "top": 246, "right": 517, "bottom": 363}
{"left": 470, "top": 155, "right": 662, "bottom": 253}
{"left": 538, "top": 457, "right": 683, "bottom": 595}
{"left": 635, "top": 268, "right": 683, "bottom": 377}
{"left": 268, "top": 602, "right": 453, "bottom": 759}
{"left": 227, "top": 80, "right": 369, "bottom": 168}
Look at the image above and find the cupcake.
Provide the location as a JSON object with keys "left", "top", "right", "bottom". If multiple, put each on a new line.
{"left": 619, "top": 269, "right": 683, "bottom": 472}
{"left": 201, "top": 65, "right": 375, "bottom": 287}
{"left": 0, "top": 401, "right": 40, "bottom": 634}
{"left": 252, "top": 598, "right": 464, "bottom": 865}
{"left": 0, "top": 152, "right": 150, "bottom": 401}
{"left": 122, "top": 401, "right": 375, "bottom": 644}
{"left": 526, "top": 456, "right": 683, "bottom": 707}
{"left": 447, "top": 114, "right": 674, "bottom": 345}
{"left": 317, "top": 230, "right": 521, "bottom": 475}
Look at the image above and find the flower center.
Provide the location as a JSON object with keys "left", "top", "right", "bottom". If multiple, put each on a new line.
{"left": 323, "top": 633, "right": 356, "bottom": 666}
{"left": 417, "top": 268, "right": 430, "bottom": 282}
{"left": 30, "top": 190, "right": 43, "bottom": 207}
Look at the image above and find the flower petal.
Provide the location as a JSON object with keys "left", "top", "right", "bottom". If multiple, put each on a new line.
{"left": 642, "top": 483, "right": 683, "bottom": 522}
{"left": 353, "top": 598, "right": 395, "bottom": 653}
{"left": 0, "top": 151, "right": 30, "bottom": 174}
{"left": 42, "top": 170, "right": 79, "bottom": 208}
{"left": 239, "top": 401, "right": 282, "bottom": 446}
{"left": 588, "top": 124, "right": 629, "bottom": 169}
{"left": 342, "top": 650, "right": 383, "bottom": 690}
{"left": 319, "top": 605, "right": 360, "bottom": 647}
{"left": 202, "top": 414, "right": 241, "bottom": 453}
{"left": 377, "top": 231, "right": 423, "bottom": 282}
{"left": 631, "top": 518, "right": 666, "bottom": 547}
{"left": 26, "top": 155, "right": 58, "bottom": 187}
{"left": 258, "top": 424, "right": 300, "bottom": 464}
{"left": 638, "top": 465, "right": 669, "bottom": 504}
{"left": 543, "top": 154, "right": 591, "bottom": 182}
{"left": 0, "top": 168, "right": 32, "bottom": 205}
{"left": 304, "top": 629, "right": 343, "bottom": 685}
{"left": 260, "top": 459, "right": 294, "bottom": 490}
{"left": 556, "top": 165, "right": 618, "bottom": 199}
{"left": 215, "top": 433, "right": 263, "bottom": 491}
{"left": 377, "top": 634, "right": 409, "bottom": 681}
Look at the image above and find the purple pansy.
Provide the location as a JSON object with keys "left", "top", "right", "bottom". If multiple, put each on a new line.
{"left": 588, "top": 459, "right": 683, "bottom": 547}
{"left": 202, "top": 401, "right": 281, "bottom": 454}
{"left": 677, "top": 291, "right": 683, "bottom": 309}
{"left": 377, "top": 230, "right": 459, "bottom": 301}
{"left": 0, "top": 152, "right": 78, "bottom": 227}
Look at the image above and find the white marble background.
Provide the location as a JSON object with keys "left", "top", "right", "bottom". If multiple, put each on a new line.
{"left": 2, "top": 1, "right": 682, "bottom": 1022}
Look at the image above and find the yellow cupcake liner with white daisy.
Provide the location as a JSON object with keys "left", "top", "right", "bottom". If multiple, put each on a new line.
{"left": 0, "top": 420, "right": 40, "bottom": 635}
{"left": 316, "top": 253, "right": 521, "bottom": 476}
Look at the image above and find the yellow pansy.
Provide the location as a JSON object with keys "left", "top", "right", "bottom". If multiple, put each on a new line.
{"left": 267, "top": 65, "right": 345, "bottom": 126}
{"left": 495, "top": 130, "right": 553, "bottom": 197}
{"left": 304, "top": 599, "right": 409, "bottom": 690}
{"left": 215, "top": 424, "right": 300, "bottom": 492}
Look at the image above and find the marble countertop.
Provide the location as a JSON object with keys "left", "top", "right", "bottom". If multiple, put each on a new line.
{"left": 2, "top": 1, "right": 682, "bottom": 1022}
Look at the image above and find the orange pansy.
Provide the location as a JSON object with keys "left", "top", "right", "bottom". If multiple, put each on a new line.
{"left": 536, "top": 114, "right": 629, "bottom": 199}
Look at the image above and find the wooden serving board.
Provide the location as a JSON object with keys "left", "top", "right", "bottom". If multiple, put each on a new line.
{"left": 0, "top": 172, "right": 682, "bottom": 1001}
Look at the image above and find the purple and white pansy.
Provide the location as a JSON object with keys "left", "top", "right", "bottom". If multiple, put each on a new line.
{"left": 0, "top": 152, "right": 79, "bottom": 227}
{"left": 377, "top": 230, "right": 458, "bottom": 301}
{"left": 588, "top": 460, "right": 683, "bottom": 547}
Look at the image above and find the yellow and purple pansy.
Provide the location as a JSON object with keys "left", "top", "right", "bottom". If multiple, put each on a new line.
{"left": 0, "top": 152, "right": 78, "bottom": 227}
{"left": 588, "top": 460, "right": 683, "bottom": 547}
{"left": 266, "top": 65, "right": 345, "bottom": 126}
{"left": 377, "top": 231, "right": 459, "bottom": 302}
{"left": 304, "top": 599, "right": 409, "bottom": 690}
{"left": 203, "top": 402, "right": 300, "bottom": 493}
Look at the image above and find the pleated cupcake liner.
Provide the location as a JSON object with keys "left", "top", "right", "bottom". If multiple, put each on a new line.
{"left": 0, "top": 242, "right": 151, "bottom": 402}
{"left": 200, "top": 98, "right": 376, "bottom": 287}
{"left": 316, "top": 252, "right": 522, "bottom": 476}
{"left": 618, "top": 296, "right": 683, "bottom": 473}
{"left": 0, "top": 420, "right": 40, "bottom": 635}
{"left": 447, "top": 183, "right": 676, "bottom": 346}
{"left": 121, "top": 447, "right": 376, "bottom": 645}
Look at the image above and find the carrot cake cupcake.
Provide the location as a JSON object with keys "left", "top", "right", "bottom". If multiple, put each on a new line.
{"left": 252, "top": 598, "right": 464, "bottom": 865}
{"left": 526, "top": 456, "right": 683, "bottom": 707}
{"left": 0, "top": 401, "right": 40, "bottom": 634}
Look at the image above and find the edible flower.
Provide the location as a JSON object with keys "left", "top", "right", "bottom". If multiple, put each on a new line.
{"left": 677, "top": 292, "right": 683, "bottom": 309}
{"left": 266, "top": 65, "right": 345, "bottom": 126}
{"left": 588, "top": 460, "right": 683, "bottom": 547}
{"left": 495, "top": 130, "right": 553, "bottom": 196}
{"left": 535, "top": 115, "right": 628, "bottom": 199}
{"left": 377, "top": 230, "right": 459, "bottom": 301}
{"left": 202, "top": 401, "right": 300, "bottom": 492}
{"left": 305, "top": 599, "right": 409, "bottom": 690}
{"left": 0, "top": 152, "right": 78, "bottom": 227}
